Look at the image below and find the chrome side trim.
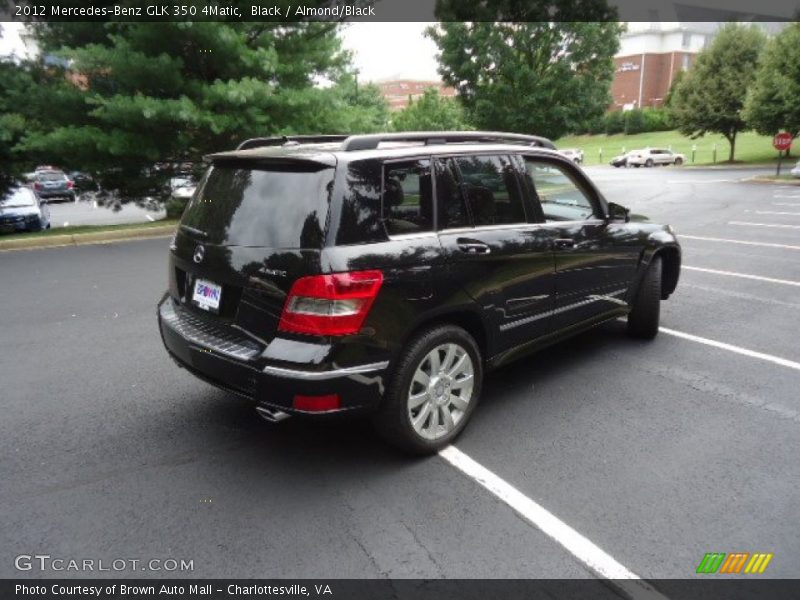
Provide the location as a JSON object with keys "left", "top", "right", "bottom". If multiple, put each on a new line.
{"left": 263, "top": 361, "right": 390, "bottom": 380}
{"left": 499, "top": 288, "right": 627, "bottom": 332}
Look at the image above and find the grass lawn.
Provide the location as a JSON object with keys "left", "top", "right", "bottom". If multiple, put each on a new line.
{"left": 555, "top": 130, "right": 786, "bottom": 166}
{"left": 0, "top": 218, "right": 178, "bottom": 242}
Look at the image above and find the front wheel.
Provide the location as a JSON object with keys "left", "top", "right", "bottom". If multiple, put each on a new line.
{"left": 374, "top": 325, "right": 483, "bottom": 454}
{"left": 627, "top": 256, "right": 662, "bottom": 339}
{"left": 674, "top": 158, "right": 683, "bottom": 166}
{"left": 645, "top": 159, "right": 654, "bottom": 167}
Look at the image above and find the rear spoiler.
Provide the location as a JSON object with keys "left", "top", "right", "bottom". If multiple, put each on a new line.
{"left": 204, "top": 150, "right": 336, "bottom": 168}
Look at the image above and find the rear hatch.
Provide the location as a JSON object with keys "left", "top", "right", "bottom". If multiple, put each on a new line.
{"left": 170, "top": 158, "right": 335, "bottom": 344}
{"left": 36, "top": 171, "right": 70, "bottom": 194}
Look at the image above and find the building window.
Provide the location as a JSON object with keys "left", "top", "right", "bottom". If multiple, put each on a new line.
{"left": 682, "top": 54, "right": 692, "bottom": 70}
{"left": 682, "top": 32, "right": 691, "bottom": 49}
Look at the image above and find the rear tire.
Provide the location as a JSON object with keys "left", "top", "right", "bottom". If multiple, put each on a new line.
{"left": 674, "top": 158, "right": 683, "bottom": 166}
{"left": 627, "top": 256, "right": 662, "bottom": 339}
{"left": 374, "top": 325, "right": 482, "bottom": 455}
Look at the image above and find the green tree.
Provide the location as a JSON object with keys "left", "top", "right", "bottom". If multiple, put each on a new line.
{"left": 13, "top": 18, "right": 377, "bottom": 200}
{"left": 391, "top": 88, "right": 471, "bottom": 132}
{"left": 0, "top": 59, "right": 37, "bottom": 188}
{"left": 670, "top": 23, "right": 766, "bottom": 162}
{"left": 427, "top": 20, "right": 622, "bottom": 139}
{"left": 317, "top": 74, "right": 390, "bottom": 134}
{"left": 663, "top": 69, "right": 684, "bottom": 108}
{"left": 744, "top": 23, "right": 800, "bottom": 148}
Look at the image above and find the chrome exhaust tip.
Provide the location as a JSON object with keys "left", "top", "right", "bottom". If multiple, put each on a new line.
{"left": 255, "top": 405, "right": 291, "bottom": 423}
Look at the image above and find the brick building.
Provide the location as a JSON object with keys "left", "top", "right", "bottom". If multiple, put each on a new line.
{"left": 610, "top": 22, "right": 785, "bottom": 110}
{"left": 610, "top": 23, "right": 714, "bottom": 110}
{"left": 377, "top": 79, "right": 457, "bottom": 111}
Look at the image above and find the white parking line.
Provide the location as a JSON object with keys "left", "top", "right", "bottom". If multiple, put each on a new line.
{"left": 683, "top": 266, "right": 800, "bottom": 287}
{"left": 729, "top": 221, "right": 800, "bottom": 230}
{"left": 771, "top": 203, "right": 800, "bottom": 207}
{"left": 666, "top": 179, "right": 737, "bottom": 184}
{"left": 439, "top": 446, "right": 668, "bottom": 599}
{"left": 746, "top": 210, "right": 800, "bottom": 216}
{"left": 660, "top": 327, "right": 800, "bottom": 372}
{"left": 679, "top": 235, "right": 800, "bottom": 251}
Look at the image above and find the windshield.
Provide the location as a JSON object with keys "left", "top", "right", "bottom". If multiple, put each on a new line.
{"left": 0, "top": 187, "right": 36, "bottom": 208}
{"left": 180, "top": 163, "right": 333, "bottom": 248}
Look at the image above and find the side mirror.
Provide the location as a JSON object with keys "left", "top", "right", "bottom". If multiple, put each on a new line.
{"left": 606, "top": 202, "right": 629, "bottom": 223}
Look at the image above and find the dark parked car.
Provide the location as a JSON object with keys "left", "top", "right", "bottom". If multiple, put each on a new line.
{"left": 68, "top": 171, "right": 99, "bottom": 194}
{"left": 0, "top": 185, "right": 50, "bottom": 233}
{"left": 157, "top": 132, "right": 681, "bottom": 454}
{"left": 610, "top": 152, "right": 632, "bottom": 168}
{"left": 33, "top": 169, "right": 76, "bottom": 202}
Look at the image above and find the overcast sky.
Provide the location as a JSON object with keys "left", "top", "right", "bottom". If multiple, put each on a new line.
{"left": 340, "top": 22, "right": 441, "bottom": 82}
{"left": 1, "top": 22, "right": 443, "bottom": 82}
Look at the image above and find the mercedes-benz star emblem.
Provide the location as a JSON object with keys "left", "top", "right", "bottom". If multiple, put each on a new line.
{"left": 193, "top": 245, "right": 205, "bottom": 264}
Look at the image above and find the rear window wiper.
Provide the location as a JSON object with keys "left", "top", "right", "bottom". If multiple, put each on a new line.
{"left": 180, "top": 224, "right": 207, "bottom": 238}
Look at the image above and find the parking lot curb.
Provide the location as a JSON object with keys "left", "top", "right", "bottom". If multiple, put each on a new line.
{"left": 0, "top": 223, "right": 176, "bottom": 251}
{"left": 744, "top": 176, "right": 800, "bottom": 185}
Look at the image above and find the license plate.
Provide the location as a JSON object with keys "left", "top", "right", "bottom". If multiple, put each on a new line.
{"left": 192, "top": 278, "right": 222, "bottom": 312}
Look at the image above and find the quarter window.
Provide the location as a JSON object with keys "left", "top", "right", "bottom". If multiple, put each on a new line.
{"left": 523, "top": 159, "right": 597, "bottom": 222}
{"left": 453, "top": 155, "right": 526, "bottom": 226}
{"left": 382, "top": 159, "right": 433, "bottom": 236}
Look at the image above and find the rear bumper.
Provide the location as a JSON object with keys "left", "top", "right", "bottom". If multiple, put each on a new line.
{"left": 157, "top": 295, "right": 387, "bottom": 416}
{"left": 38, "top": 191, "right": 74, "bottom": 199}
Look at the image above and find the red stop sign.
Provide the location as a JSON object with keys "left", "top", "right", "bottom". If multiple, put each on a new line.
{"left": 773, "top": 132, "right": 793, "bottom": 151}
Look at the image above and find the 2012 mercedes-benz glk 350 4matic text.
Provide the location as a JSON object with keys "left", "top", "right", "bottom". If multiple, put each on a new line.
{"left": 158, "top": 132, "right": 681, "bottom": 454}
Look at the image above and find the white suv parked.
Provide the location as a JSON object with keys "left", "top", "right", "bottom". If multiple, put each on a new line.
{"left": 627, "top": 148, "right": 685, "bottom": 167}
{"left": 558, "top": 148, "right": 584, "bottom": 164}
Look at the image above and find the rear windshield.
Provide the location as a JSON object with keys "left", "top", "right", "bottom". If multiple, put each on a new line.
{"left": 180, "top": 163, "right": 333, "bottom": 248}
{"left": 37, "top": 172, "right": 67, "bottom": 182}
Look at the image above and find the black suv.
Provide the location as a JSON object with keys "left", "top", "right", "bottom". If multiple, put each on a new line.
{"left": 158, "top": 132, "right": 680, "bottom": 454}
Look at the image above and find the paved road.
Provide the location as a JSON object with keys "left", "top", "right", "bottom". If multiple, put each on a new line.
{"left": 2, "top": 166, "right": 799, "bottom": 584}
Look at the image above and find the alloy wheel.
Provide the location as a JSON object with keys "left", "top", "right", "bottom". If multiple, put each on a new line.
{"left": 407, "top": 343, "right": 475, "bottom": 440}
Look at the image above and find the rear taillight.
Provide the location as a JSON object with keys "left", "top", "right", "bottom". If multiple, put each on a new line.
{"left": 33, "top": 182, "right": 42, "bottom": 191}
{"left": 278, "top": 270, "right": 384, "bottom": 336}
{"left": 66, "top": 180, "right": 74, "bottom": 189}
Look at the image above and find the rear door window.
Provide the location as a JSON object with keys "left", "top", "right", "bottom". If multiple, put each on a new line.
{"left": 181, "top": 163, "right": 333, "bottom": 248}
{"left": 452, "top": 155, "right": 526, "bottom": 226}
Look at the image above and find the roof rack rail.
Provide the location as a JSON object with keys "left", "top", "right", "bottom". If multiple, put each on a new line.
{"left": 237, "top": 135, "right": 349, "bottom": 151}
{"left": 340, "top": 131, "right": 556, "bottom": 152}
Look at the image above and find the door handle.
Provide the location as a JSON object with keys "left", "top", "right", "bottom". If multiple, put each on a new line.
{"left": 553, "top": 238, "right": 575, "bottom": 249}
{"left": 456, "top": 238, "right": 492, "bottom": 255}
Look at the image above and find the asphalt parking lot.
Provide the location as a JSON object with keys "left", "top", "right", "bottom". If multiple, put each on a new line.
{"left": 1, "top": 165, "right": 798, "bottom": 586}
{"left": 44, "top": 194, "right": 166, "bottom": 228}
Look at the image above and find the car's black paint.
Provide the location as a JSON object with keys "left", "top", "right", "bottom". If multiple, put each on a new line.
{"left": 158, "top": 139, "right": 680, "bottom": 417}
